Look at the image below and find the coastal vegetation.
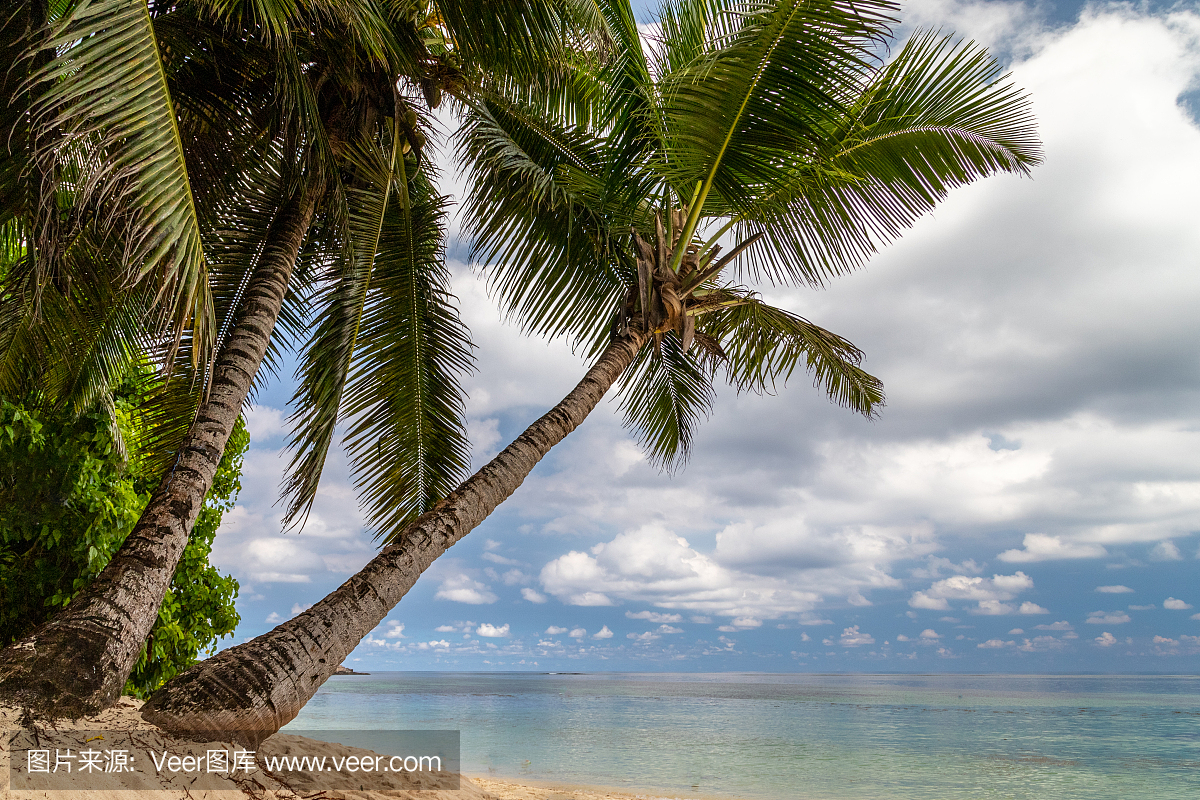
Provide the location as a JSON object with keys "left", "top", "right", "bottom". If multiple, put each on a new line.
{"left": 0, "top": 0, "right": 1039, "bottom": 737}
{"left": 0, "top": 377, "right": 247, "bottom": 696}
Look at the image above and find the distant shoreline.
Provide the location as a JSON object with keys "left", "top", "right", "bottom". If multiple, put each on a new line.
{"left": 333, "top": 664, "right": 370, "bottom": 675}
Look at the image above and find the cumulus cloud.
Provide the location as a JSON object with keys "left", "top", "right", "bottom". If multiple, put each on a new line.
{"left": 592, "top": 626, "right": 614, "bottom": 639}
{"left": 1033, "top": 620, "right": 1073, "bottom": 631}
{"left": 435, "top": 574, "right": 498, "bottom": 605}
{"left": 539, "top": 525, "right": 825, "bottom": 618}
{"left": 1086, "top": 611, "right": 1132, "bottom": 625}
{"left": 1018, "top": 601, "right": 1050, "bottom": 615}
{"left": 521, "top": 588, "right": 548, "bottom": 603}
{"left": 1096, "top": 585, "right": 1134, "bottom": 593}
{"left": 909, "top": 572, "right": 1036, "bottom": 615}
{"left": 838, "top": 626, "right": 875, "bottom": 647}
{"left": 545, "top": 626, "right": 568, "bottom": 635}
{"left": 1149, "top": 541, "right": 1183, "bottom": 561}
{"left": 1094, "top": 632, "right": 1118, "bottom": 647}
{"left": 998, "top": 534, "right": 1107, "bottom": 563}
{"left": 568, "top": 628, "right": 586, "bottom": 639}
{"left": 380, "top": 622, "right": 406, "bottom": 639}
{"left": 978, "top": 639, "right": 1013, "bottom": 649}
{"left": 1164, "top": 597, "right": 1193, "bottom": 610}
{"left": 476, "top": 623, "right": 510, "bottom": 638}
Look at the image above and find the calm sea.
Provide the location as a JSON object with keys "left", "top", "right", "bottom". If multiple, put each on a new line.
{"left": 281, "top": 672, "right": 1200, "bottom": 799}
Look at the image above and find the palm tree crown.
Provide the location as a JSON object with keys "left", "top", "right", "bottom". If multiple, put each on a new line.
{"left": 463, "top": 0, "right": 1040, "bottom": 466}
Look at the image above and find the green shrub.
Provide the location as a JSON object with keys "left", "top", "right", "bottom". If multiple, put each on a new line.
{"left": 0, "top": 386, "right": 247, "bottom": 697}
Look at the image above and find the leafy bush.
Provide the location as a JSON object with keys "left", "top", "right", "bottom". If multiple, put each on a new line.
{"left": 0, "top": 385, "right": 247, "bottom": 697}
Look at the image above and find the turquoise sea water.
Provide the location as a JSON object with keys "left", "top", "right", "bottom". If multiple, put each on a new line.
{"left": 282, "top": 673, "right": 1200, "bottom": 799}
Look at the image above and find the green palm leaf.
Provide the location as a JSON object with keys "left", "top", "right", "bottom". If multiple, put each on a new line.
{"left": 32, "top": 0, "right": 213, "bottom": 366}
{"left": 698, "top": 292, "right": 883, "bottom": 415}
{"left": 342, "top": 175, "right": 474, "bottom": 539}
{"left": 617, "top": 331, "right": 715, "bottom": 469}
{"left": 281, "top": 128, "right": 408, "bottom": 528}
{"left": 739, "top": 29, "right": 1042, "bottom": 284}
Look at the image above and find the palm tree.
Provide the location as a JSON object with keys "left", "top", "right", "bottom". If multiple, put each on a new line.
{"left": 140, "top": 0, "right": 1041, "bottom": 740}
{"left": 0, "top": 0, "right": 597, "bottom": 716}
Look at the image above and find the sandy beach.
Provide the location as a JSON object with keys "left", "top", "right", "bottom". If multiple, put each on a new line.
{"left": 0, "top": 698, "right": 718, "bottom": 800}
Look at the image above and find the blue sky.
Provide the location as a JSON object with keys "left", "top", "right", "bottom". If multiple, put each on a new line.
{"left": 211, "top": 0, "right": 1200, "bottom": 672}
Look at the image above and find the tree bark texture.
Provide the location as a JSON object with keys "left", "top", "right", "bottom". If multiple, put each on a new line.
{"left": 0, "top": 184, "right": 321, "bottom": 718}
{"left": 141, "top": 330, "right": 647, "bottom": 743}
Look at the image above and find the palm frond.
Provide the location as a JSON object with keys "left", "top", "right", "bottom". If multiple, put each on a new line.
{"left": 698, "top": 292, "right": 883, "bottom": 415}
{"left": 739, "top": 28, "right": 1042, "bottom": 285}
{"left": 32, "top": 0, "right": 214, "bottom": 368}
{"left": 341, "top": 175, "right": 474, "bottom": 540}
{"left": 459, "top": 98, "right": 629, "bottom": 349}
{"left": 657, "top": 0, "right": 899, "bottom": 250}
{"left": 280, "top": 127, "right": 406, "bottom": 528}
{"left": 616, "top": 330, "right": 714, "bottom": 469}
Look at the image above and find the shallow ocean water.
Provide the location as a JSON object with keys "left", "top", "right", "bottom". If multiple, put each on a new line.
{"left": 282, "top": 672, "right": 1200, "bottom": 799}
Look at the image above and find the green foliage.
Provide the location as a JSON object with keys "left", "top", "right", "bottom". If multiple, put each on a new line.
{"left": 0, "top": 389, "right": 247, "bottom": 697}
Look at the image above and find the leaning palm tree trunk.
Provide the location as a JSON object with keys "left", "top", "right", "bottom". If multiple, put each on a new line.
{"left": 0, "top": 184, "right": 322, "bottom": 718}
{"left": 141, "top": 329, "right": 647, "bottom": 740}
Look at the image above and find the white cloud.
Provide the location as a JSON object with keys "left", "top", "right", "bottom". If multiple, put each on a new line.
{"left": 1018, "top": 601, "right": 1050, "bottom": 615}
{"left": 997, "top": 533, "right": 1107, "bottom": 563}
{"left": 290, "top": 602, "right": 311, "bottom": 616}
{"left": 568, "top": 628, "right": 586, "bottom": 639}
{"left": 919, "top": 629, "right": 941, "bottom": 640}
{"left": 476, "top": 623, "right": 510, "bottom": 638}
{"left": 482, "top": 551, "right": 522, "bottom": 566}
{"left": 909, "top": 592, "right": 951, "bottom": 611}
{"left": 625, "top": 610, "right": 683, "bottom": 623}
{"left": 978, "top": 639, "right": 1013, "bottom": 649}
{"left": 1096, "top": 585, "right": 1134, "bottom": 593}
{"left": 657, "top": 624, "right": 684, "bottom": 634}
{"left": 1149, "top": 541, "right": 1184, "bottom": 561}
{"left": 214, "top": 9, "right": 1200, "bottom": 671}
{"left": 435, "top": 574, "right": 498, "bottom": 605}
{"left": 436, "top": 625, "right": 458, "bottom": 633}
{"left": 592, "top": 625, "right": 614, "bottom": 639}
{"left": 839, "top": 625, "right": 875, "bottom": 647}
{"left": 1009, "top": 628, "right": 1024, "bottom": 635}
{"left": 380, "top": 622, "right": 406, "bottom": 639}
{"left": 1164, "top": 597, "right": 1193, "bottom": 610}
{"left": 545, "top": 626, "right": 568, "bottom": 635}
{"left": 1129, "top": 604, "right": 1155, "bottom": 611}
{"left": 539, "top": 525, "right": 825, "bottom": 618}
{"left": 521, "top": 587, "right": 548, "bottom": 603}
{"left": 627, "top": 631, "right": 660, "bottom": 642}
{"left": 265, "top": 612, "right": 283, "bottom": 624}
{"left": 243, "top": 405, "right": 287, "bottom": 441}
{"left": 1086, "top": 611, "right": 1132, "bottom": 625}
{"left": 909, "top": 572, "right": 1035, "bottom": 615}
{"left": 1094, "top": 632, "right": 1118, "bottom": 647}
{"left": 1033, "top": 620, "right": 1073, "bottom": 631}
